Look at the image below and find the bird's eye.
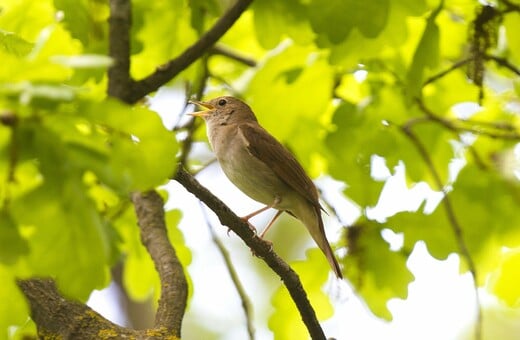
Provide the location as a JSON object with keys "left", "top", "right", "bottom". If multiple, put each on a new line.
{"left": 218, "top": 99, "right": 227, "bottom": 106}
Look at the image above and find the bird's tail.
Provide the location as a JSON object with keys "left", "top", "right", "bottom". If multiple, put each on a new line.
{"left": 299, "top": 204, "right": 342, "bottom": 279}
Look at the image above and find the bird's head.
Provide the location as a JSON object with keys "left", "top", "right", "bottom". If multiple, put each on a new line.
{"left": 189, "top": 96, "right": 258, "bottom": 126}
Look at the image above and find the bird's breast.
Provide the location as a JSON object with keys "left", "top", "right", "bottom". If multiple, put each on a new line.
{"left": 210, "top": 125, "right": 292, "bottom": 207}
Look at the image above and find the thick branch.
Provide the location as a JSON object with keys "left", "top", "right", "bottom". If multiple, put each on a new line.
{"left": 108, "top": 0, "right": 134, "bottom": 100}
{"left": 131, "top": 190, "right": 188, "bottom": 336}
{"left": 17, "top": 278, "right": 140, "bottom": 339}
{"left": 174, "top": 167, "right": 327, "bottom": 340}
{"left": 127, "top": 0, "right": 254, "bottom": 103}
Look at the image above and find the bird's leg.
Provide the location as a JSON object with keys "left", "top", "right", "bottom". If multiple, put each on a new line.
{"left": 241, "top": 205, "right": 272, "bottom": 221}
{"left": 240, "top": 196, "right": 281, "bottom": 222}
{"left": 260, "top": 210, "right": 283, "bottom": 238}
{"left": 240, "top": 197, "right": 281, "bottom": 250}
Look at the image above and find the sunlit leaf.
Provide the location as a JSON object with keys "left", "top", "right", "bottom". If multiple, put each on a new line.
{"left": 344, "top": 221, "right": 413, "bottom": 319}
{"left": 11, "top": 178, "right": 110, "bottom": 300}
{"left": 406, "top": 0, "right": 442, "bottom": 101}
{"left": 307, "top": 0, "right": 390, "bottom": 44}
{"left": 0, "top": 213, "right": 29, "bottom": 265}
{"left": 388, "top": 165, "right": 520, "bottom": 284}
{"left": 0, "top": 265, "right": 30, "bottom": 339}
{"left": 489, "top": 248, "right": 520, "bottom": 307}
{"left": 504, "top": 12, "right": 520, "bottom": 65}
{"left": 245, "top": 44, "right": 333, "bottom": 170}
{"left": 0, "top": 30, "right": 33, "bottom": 57}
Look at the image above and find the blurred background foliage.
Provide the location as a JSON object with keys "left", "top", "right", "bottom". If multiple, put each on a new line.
{"left": 0, "top": 0, "right": 519, "bottom": 338}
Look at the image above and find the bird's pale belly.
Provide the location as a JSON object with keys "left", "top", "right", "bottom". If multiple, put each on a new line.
{"left": 218, "top": 148, "right": 291, "bottom": 208}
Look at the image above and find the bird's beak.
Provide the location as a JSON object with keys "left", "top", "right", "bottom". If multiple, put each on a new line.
{"left": 188, "top": 100, "right": 214, "bottom": 117}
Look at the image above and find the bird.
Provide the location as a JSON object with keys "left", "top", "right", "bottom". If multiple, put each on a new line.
{"left": 189, "top": 96, "right": 342, "bottom": 278}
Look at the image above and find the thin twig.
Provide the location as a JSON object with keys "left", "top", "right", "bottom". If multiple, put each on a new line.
{"left": 423, "top": 58, "right": 472, "bottom": 86}
{"left": 198, "top": 202, "right": 256, "bottom": 340}
{"left": 500, "top": 0, "right": 520, "bottom": 13}
{"left": 485, "top": 54, "right": 520, "bottom": 76}
{"left": 209, "top": 45, "right": 257, "bottom": 67}
{"left": 399, "top": 124, "right": 482, "bottom": 340}
{"left": 174, "top": 167, "right": 327, "bottom": 340}
{"left": 128, "top": 0, "right": 254, "bottom": 103}
{"left": 458, "top": 117, "right": 517, "bottom": 132}
{"left": 416, "top": 98, "right": 520, "bottom": 140}
{"left": 191, "top": 158, "right": 218, "bottom": 176}
{"left": 177, "top": 58, "right": 208, "bottom": 168}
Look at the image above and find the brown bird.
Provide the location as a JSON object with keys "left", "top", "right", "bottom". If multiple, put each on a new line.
{"left": 190, "top": 96, "right": 342, "bottom": 278}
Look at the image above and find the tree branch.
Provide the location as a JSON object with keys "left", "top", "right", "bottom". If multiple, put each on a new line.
{"left": 127, "top": 0, "right": 254, "bottom": 103}
{"left": 199, "top": 202, "right": 256, "bottom": 340}
{"left": 399, "top": 123, "right": 482, "bottom": 340}
{"left": 422, "top": 58, "right": 472, "bottom": 86}
{"left": 174, "top": 167, "right": 327, "bottom": 340}
{"left": 18, "top": 191, "right": 189, "bottom": 339}
{"left": 416, "top": 98, "right": 520, "bottom": 140}
{"left": 485, "top": 54, "right": 520, "bottom": 76}
{"left": 108, "top": 0, "right": 134, "bottom": 100}
{"left": 17, "top": 278, "right": 141, "bottom": 339}
{"left": 209, "top": 44, "right": 257, "bottom": 67}
{"left": 131, "top": 190, "right": 188, "bottom": 336}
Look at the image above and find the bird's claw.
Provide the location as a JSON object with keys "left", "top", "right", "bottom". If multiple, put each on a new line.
{"left": 250, "top": 234, "right": 273, "bottom": 257}
{"left": 239, "top": 217, "right": 258, "bottom": 234}
{"left": 227, "top": 219, "right": 257, "bottom": 236}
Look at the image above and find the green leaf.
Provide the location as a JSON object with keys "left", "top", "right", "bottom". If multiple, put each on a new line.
{"left": 308, "top": 0, "right": 390, "bottom": 44}
{"left": 120, "top": 199, "right": 191, "bottom": 302}
{"left": 269, "top": 248, "right": 333, "bottom": 340}
{"left": 0, "top": 29, "right": 33, "bottom": 57}
{"left": 120, "top": 207, "right": 159, "bottom": 301}
{"left": 504, "top": 12, "right": 520, "bottom": 65}
{"left": 327, "top": 0, "right": 427, "bottom": 69}
{"left": 326, "top": 102, "right": 381, "bottom": 206}
{"left": 325, "top": 94, "right": 416, "bottom": 206}
{"left": 422, "top": 69, "right": 480, "bottom": 115}
{"left": 488, "top": 248, "right": 520, "bottom": 307}
{"left": 0, "top": 265, "right": 30, "bottom": 339}
{"left": 0, "top": 213, "right": 29, "bottom": 265}
{"left": 402, "top": 121, "right": 455, "bottom": 186}
{"left": 42, "top": 98, "right": 179, "bottom": 193}
{"left": 53, "top": 0, "right": 90, "bottom": 42}
{"left": 131, "top": 0, "right": 198, "bottom": 79}
{"left": 252, "top": 0, "right": 314, "bottom": 48}
{"left": 405, "top": 0, "right": 443, "bottom": 101}
{"left": 11, "top": 178, "right": 110, "bottom": 300}
{"left": 245, "top": 43, "right": 333, "bottom": 157}
{"left": 165, "top": 207, "right": 192, "bottom": 271}
{"left": 344, "top": 221, "right": 413, "bottom": 320}
{"left": 388, "top": 164, "right": 520, "bottom": 284}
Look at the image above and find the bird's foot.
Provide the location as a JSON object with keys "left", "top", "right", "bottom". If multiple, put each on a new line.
{"left": 227, "top": 218, "right": 257, "bottom": 236}
{"left": 250, "top": 234, "right": 273, "bottom": 257}
{"left": 240, "top": 217, "right": 258, "bottom": 234}
{"left": 260, "top": 237, "right": 273, "bottom": 250}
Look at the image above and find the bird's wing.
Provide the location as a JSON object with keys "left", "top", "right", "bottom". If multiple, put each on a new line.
{"left": 238, "top": 123, "right": 320, "bottom": 206}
